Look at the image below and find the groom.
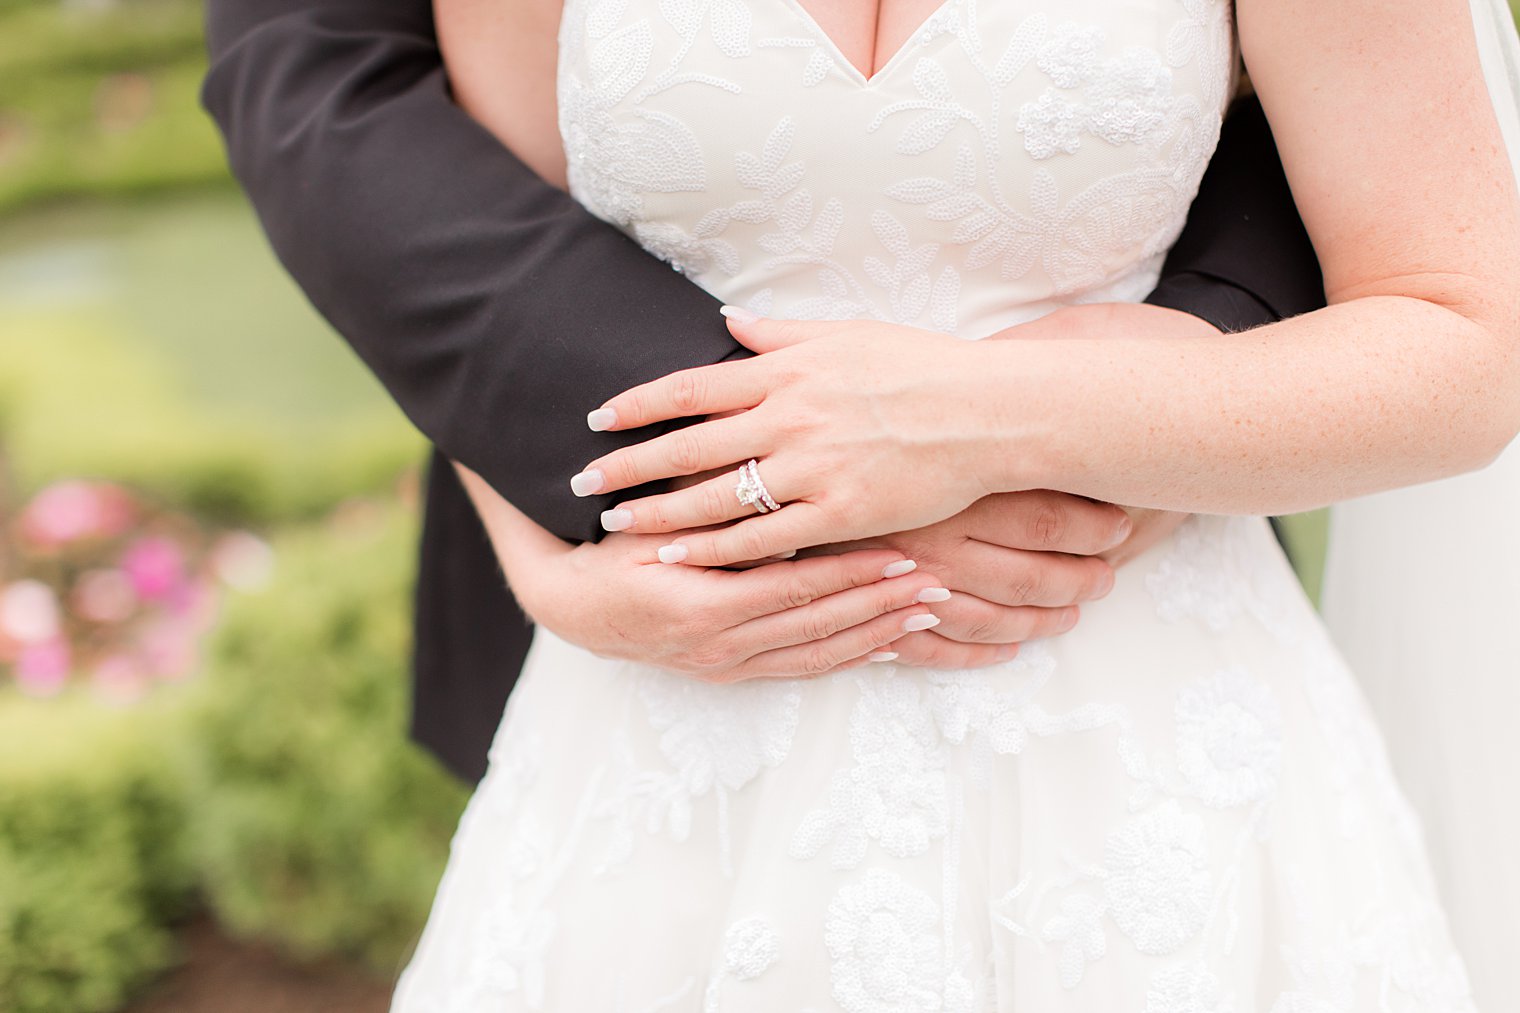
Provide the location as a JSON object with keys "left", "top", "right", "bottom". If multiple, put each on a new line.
{"left": 202, "top": 0, "right": 1324, "bottom": 785}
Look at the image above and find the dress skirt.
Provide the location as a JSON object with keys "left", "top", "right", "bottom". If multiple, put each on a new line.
{"left": 391, "top": 516, "right": 1474, "bottom": 1013}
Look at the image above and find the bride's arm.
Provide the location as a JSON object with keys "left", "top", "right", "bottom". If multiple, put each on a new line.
{"left": 981, "top": 0, "right": 1520, "bottom": 514}
{"left": 572, "top": 0, "right": 1520, "bottom": 566}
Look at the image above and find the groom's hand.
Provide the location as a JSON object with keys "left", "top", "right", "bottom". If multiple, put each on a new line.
{"left": 821, "top": 491, "right": 1188, "bottom": 669}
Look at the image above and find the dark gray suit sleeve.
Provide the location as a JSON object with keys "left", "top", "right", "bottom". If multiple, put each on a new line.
{"left": 1146, "top": 95, "right": 1326, "bottom": 331}
{"left": 202, "top": 0, "right": 744, "bottom": 544}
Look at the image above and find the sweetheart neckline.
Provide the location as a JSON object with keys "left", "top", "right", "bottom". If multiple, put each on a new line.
{"left": 777, "top": 0, "right": 960, "bottom": 87}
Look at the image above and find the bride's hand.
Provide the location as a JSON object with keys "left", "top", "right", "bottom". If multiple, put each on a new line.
{"left": 457, "top": 465, "right": 948, "bottom": 681}
{"left": 574, "top": 311, "right": 996, "bottom": 567}
{"left": 574, "top": 303, "right": 1210, "bottom": 567}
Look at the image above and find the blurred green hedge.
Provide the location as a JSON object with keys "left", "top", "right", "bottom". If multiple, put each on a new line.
{"left": 183, "top": 504, "right": 470, "bottom": 975}
{"left": 0, "top": 0, "right": 228, "bottom": 216}
{"left": 0, "top": 502, "right": 475, "bottom": 1007}
{"left": 0, "top": 692, "right": 196, "bottom": 1013}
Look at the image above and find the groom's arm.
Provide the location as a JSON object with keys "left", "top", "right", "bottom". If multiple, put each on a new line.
{"left": 1146, "top": 94, "right": 1325, "bottom": 331}
{"left": 202, "top": 0, "right": 736, "bottom": 545}
{"left": 203, "top": 0, "right": 1324, "bottom": 545}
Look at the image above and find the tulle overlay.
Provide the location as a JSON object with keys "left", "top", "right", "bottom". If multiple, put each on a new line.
{"left": 392, "top": 518, "right": 1473, "bottom": 1011}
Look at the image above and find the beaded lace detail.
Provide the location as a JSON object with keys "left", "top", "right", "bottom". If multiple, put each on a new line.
{"left": 557, "top": 0, "right": 1235, "bottom": 335}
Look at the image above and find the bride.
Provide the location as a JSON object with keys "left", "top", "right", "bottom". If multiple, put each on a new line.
{"left": 392, "top": 0, "right": 1518, "bottom": 1008}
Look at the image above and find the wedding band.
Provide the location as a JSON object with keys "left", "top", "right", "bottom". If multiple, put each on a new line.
{"left": 734, "top": 459, "right": 781, "bottom": 514}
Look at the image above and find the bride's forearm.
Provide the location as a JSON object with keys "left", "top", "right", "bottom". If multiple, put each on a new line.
{"left": 977, "top": 0, "right": 1520, "bottom": 517}
{"left": 976, "top": 295, "right": 1519, "bottom": 515}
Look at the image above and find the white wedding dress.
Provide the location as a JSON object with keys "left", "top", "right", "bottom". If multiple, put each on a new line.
{"left": 391, "top": 0, "right": 1478, "bottom": 1009}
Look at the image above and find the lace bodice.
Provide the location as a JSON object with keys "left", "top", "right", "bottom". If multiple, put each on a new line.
{"left": 557, "top": 0, "right": 1236, "bottom": 337}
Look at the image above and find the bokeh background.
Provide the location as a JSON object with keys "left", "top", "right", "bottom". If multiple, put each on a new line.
{"left": 1, "top": 1, "right": 1485, "bottom": 1010}
{"left": 1, "top": 3, "right": 462, "bottom": 1010}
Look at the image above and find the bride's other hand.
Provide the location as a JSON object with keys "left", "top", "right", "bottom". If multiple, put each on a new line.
{"left": 455, "top": 465, "right": 946, "bottom": 681}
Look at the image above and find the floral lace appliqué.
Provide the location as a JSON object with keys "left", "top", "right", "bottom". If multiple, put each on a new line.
{"left": 825, "top": 867, "right": 974, "bottom": 1013}
{"left": 1104, "top": 800, "right": 1212, "bottom": 955}
{"left": 791, "top": 674, "right": 948, "bottom": 867}
{"left": 1018, "top": 22, "right": 1183, "bottom": 159}
{"left": 1173, "top": 666, "right": 1283, "bottom": 809}
{"left": 1146, "top": 515, "right": 1298, "bottom": 644}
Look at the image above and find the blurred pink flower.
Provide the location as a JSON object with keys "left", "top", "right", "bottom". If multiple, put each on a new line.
{"left": 166, "top": 578, "right": 219, "bottom": 634}
{"left": 92, "top": 653, "right": 148, "bottom": 704}
{"left": 15, "top": 639, "right": 70, "bottom": 696}
{"left": 211, "top": 531, "right": 274, "bottom": 591}
{"left": 121, "top": 537, "right": 186, "bottom": 602}
{"left": 0, "top": 580, "right": 62, "bottom": 643}
{"left": 19, "top": 480, "right": 137, "bottom": 548}
{"left": 71, "top": 569, "right": 138, "bottom": 624}
{"left": 139, "top": 617, "right": 197, "bottom": 681}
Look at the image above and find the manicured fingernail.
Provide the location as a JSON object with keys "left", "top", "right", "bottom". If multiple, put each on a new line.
{"left": 903, "top": 614, "right": 940, "bottom": 633}
{"left": 719, "top": 304, "right": 760, "bottom": 324}
{"left": 657, "top": 544, "right": 688, "bottom": 564}
{"left": 915, "top": 587, "right": 951, "bottom": 604}
{"left": 1058, "top": 608, "right": 1079, "bottom": 632}
{"left": 1093, "top": 568, "right": 1115, "bottom": 598}
{"left": 995, "top": 644, "right": 1019, "bottom": 662}
{"left": 1105, "top": 515, "right": 1134, "bottom": 549}
{"left": 570, "top": 469, "right": 604, "bottom": 497}
{"left": 587, "top": 408, "right": 617, "bottom": 432}
{"left": 772, "top": 550, "right": 798, "bottom": 559}
{"left": 881, "top": 559, "right": 918, "bottom": 579}
{"left": 600, "top": 508, "right": 633, "bottom": 532}
{"left": 867, "top": 651, "right": 899, "bottom": 663}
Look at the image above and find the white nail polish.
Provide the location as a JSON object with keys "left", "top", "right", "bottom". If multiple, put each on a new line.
{"left": 601, "top": 509, "right": 633, "bottom": 532}
{"left": 902, "top": 613, "right": 941, "bottom": 633}
{"left": 867, "top": 651, "right": 899, "bottom": 663}
{"left": 771, "top": 549, "right": 798, "bottom": 559}
{"left": 587, "top": 408, "right": 617, "bottom": 432}
{"left": 881, "top": 559, "right": 918, "bottom": 579}
{"left": 915, "top": 587, "right": 952, "bottom": 604}
{"left": 719, "top": 304, "right": 760, "bottom": 324}
{"left": 658, "top": 544, "right": 688, "bottom": 564}
{"left": 570, "top": 469, "right": 604, "bottom": 497}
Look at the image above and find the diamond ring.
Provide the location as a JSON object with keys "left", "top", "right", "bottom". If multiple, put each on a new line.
{"left": 734, "top": 459, "right": 781, "bottom": 514}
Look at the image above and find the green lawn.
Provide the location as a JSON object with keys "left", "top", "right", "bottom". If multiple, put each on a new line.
{"left": 0, "top": 193, "right": 421, "bottom": 524}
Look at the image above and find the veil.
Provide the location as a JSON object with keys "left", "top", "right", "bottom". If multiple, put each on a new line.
{"left": 1317, "top": 1, "right": 1520, "bottom": 1006}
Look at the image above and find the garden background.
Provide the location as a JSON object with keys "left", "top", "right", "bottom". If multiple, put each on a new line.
{"left": 0, "top": 1, "right": 1482, "bottom": 1010}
